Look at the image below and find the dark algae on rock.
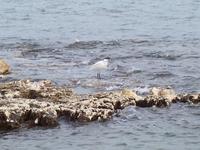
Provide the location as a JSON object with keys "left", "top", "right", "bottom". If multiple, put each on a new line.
{"left": 0, "top": 80, "right": 200, "bottom": 131}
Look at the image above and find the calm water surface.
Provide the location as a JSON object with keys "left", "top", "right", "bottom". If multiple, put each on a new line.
{"left": 0, "top": 0, "right": 200, "bottom": 149}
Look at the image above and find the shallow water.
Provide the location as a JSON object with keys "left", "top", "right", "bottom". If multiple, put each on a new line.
{"left": 1, "top": 0, "right": 200, "bottom": 149}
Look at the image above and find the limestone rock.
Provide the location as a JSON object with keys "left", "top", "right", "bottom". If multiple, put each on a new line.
{"left": 0, "top": 59, "right": 10, "bottom": 75}
{"left": 121, "top": 88, "right": 142, "bottom": 101}
{"left": 136, "top": 96, "right": 170, "bottom": 108}
{"left": 150, "top": 87, "right": 176, "bottom": 102}
{"left": 0, "top": 80, "right": 200, "bottom": 131}
{"left": 174, "top": 94, "right": 200, "bottom": 104}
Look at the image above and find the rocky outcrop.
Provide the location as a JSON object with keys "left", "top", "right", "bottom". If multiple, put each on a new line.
{"left": 0, "top": 59, "right": 10, "bottom": 75}
{"left": 0, "top": 80, "right": 200, "bottom": 131}
{"left": 173, "top": 94, "right": 200, "bottom": 104}
{"left": 0, "top": 80, "right": 138, "bottom": 130}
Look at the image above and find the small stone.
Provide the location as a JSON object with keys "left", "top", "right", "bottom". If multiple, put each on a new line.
{"left": 0, "top": 59, "right": 10, "bottom": 75}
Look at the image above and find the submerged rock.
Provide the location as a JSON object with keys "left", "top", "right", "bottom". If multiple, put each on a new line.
{"left": 0, "top": 59, "right": 10, "bottom": 75}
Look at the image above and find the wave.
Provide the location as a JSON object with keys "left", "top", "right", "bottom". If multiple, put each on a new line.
{"left": 65, "top": 40, "right": 103, "bottom": 49}
{"left": 1, "top": 38, "right": 200, "bottom": 62}
{"left": 64, "top": 39, "right": 150, "bottom": 50}
{"left": 142, "top": 51, "right": 183, "bottom": 60}
{"left": 150, "top": 71, "right": 176, "bottom": 79}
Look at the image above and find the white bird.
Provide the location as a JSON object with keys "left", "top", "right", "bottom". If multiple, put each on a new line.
{"left": 90, "top": 57, "right": 110, "bottom": 79}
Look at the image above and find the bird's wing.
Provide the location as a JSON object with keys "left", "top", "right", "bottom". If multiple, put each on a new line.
{"left": 90, "top": 60, "right": 105, "bottom": 70}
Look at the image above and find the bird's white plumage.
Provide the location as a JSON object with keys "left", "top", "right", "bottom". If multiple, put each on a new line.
{"left": 90, "top": 58, "right": 110, "bottom": 79}
{"left": 90, "top": 59, "right": 109, "bottom": 71}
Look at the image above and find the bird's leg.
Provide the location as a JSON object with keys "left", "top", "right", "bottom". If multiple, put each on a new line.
{"left": 97, "top": 73, "right": 101, "bottom": 79}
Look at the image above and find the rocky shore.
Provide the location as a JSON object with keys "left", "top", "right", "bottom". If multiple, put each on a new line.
{"left": 0, "top": 80, "right": 200, "bottom": 131}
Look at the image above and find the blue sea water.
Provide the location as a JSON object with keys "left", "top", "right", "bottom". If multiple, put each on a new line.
{"left": 0, "top": 0, "right": 200, "bottom": 149}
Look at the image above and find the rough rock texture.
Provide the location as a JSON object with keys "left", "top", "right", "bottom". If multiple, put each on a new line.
{"left": 0, "top": 80, "right": 200, "bottom": 131}
{"left": 0, "top": 80, "right": 137, "bottom": 130}
{"left": 173, "top": 94, "right": 200, "bottom": 104}
{"left": 0, "top": 59, "right": 10, "bottom": 75}
{"left": 149, "top": 87, "right": 176, "bottom": 102}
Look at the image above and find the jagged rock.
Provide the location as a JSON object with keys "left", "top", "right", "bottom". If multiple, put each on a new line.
{"left": 174, "top": 94, "right": 200, "bottom": 104}
{"left": 0, "top": 80, "right": 200, "bottom": 131}
{"left": 0, "top": 59, "right": 10, "bottom": 75}
{"left": 135, "top": 88, "right": 174, "bottom": 107}
{"left": 150, "top": 87, "right": 176, "bottom": 102}
{"left": 136, "top": 96, "right": 170, "bottom": 108}
{"left": 0, "top": 111, "right": 20, "bottom": 130}
{"left": 0, "top": 81, "right": 140, "bottom": 130}
{"left": 0, "top": 80, "right": 73, "bottom": 99}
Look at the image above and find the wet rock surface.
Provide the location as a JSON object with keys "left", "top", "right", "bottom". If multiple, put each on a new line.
{"left": 0, "top": 80, "right": 200, "bottom": 131}
{"left": 0, "top": 59, "right": 10, "bottom": 75}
